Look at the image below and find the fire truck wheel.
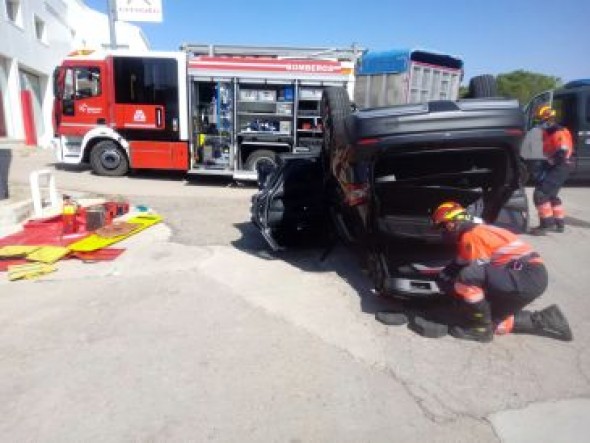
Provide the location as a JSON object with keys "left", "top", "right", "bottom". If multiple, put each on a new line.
{"left": 90, "top": 140, "right": 129, "bottom": 176}
{"left": 245, "top": 149, "right": 278, "bottom": 172}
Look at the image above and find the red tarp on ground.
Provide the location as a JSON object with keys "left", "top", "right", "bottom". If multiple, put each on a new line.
{"left": 0, "top": 259, "right": 29, "bottom": 272}
{"left": 71, "top": 248, "right": 125, "bottom": 262}
{"left": 0, "top": 214, "right": 89, "bottom": 248}
{"left": 0, "top": 204, "right": 131, "bottom": 274}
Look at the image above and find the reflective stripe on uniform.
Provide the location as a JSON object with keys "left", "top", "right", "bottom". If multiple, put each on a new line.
{"left": 536, "top": 202, "right": 553, "bottom": 219}
{"left": 459, "top": 224, "right": 536, "bottom": 267}
{"left": 543, "top": 127, "right": 573, "bottom": 160}
{"left": 495, "top": 315, "right": 515, "bottom": 335}
{"left": 454, "top": 282, "right": 485, "bottom": 303}
{"left": 491, "top": 239, "right": 534, "bottom": 266}
{"left": 552, "top": 204, "right": 565, "bottom": 219}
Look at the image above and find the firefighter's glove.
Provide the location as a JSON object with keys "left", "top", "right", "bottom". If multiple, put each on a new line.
{"left": 550, "top": 149, "right": 567, "bottom": 166}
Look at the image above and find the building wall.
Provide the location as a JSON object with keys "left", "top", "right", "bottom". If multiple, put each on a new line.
{"left": 0, "top": 0, "right": 149, "bottom": 146}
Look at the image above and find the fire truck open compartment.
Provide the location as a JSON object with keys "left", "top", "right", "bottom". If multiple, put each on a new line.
{"left": 190, "top": 78, "right": 296, "bottom": 172}
{"left": 191, "top": 80, "right": 234, "bottom": 171}
{"left": 184, "top": 44, "right": 360, "bottom": 179}
{"left": 234, "top": 81, "right": 296, "bottom": 170}
{"left": 188, "top": 77, "right": 342, "bottom": 175}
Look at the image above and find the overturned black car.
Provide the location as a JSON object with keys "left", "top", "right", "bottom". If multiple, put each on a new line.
{"left": 251, "top": 87, "right": 529, "bottom": 299}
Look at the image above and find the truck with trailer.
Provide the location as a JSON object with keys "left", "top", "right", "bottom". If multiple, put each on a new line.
{"left": 51, "top": 44, "right": 466, "bottom": 180}
{"left": 353, "top": 49, "right": 463, "bottom": 108}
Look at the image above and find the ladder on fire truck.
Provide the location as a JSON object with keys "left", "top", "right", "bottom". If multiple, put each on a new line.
{"left": 179, "top": 43, "right": 365, "bottom": 62}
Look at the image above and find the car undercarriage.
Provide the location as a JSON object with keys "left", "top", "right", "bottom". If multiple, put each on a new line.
{"left": 251, "top": 89, "right": 528, "bottom": 298}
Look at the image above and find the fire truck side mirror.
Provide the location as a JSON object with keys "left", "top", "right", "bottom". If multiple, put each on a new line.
{"left": 52, "top": 67, "right": 62, "bottom": 98}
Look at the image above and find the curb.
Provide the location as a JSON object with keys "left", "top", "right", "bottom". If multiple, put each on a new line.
{"left": 0, "top": 199, "right": 33, "bottom": 237}
{"left": 0, "top": 198, "right": 34, "bottom": 225}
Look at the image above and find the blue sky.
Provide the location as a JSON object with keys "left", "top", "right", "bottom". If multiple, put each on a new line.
{"left": 86, "top": 0, "right": 589, "bottom": 83}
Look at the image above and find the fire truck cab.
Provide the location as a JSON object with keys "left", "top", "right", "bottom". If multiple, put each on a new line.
{"left": 52, "top": 44, "right": 359, "bottom": 179}
{"left": 53, "top": 49, "right": 189, "bottom": 175}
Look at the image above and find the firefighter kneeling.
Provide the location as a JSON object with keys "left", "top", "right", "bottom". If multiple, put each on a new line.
{"left": 432, "top": 201, "right": 573, "bottom": 343}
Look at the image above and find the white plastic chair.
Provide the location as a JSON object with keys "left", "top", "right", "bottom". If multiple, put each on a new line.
{"left": 29, "top": 169, "right": 60, "bottom": 218}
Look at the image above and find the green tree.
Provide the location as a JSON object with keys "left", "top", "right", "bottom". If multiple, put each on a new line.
{"left": 496, "top": 70, "right": 562, "bottom": 105}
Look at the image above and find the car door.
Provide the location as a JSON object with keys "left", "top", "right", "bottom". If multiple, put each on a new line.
{"left": 577, "top": 92, "right": 590, "bottom": 174}
{"left": 251, "top": 153, "right": 328, "bottom": 250}
{"left": 55, "top": 64, "right": 107, "bottom": 135}
{"left": 522, "top": 91, "right": 553, "bottom": 173}
{"left": 552, "top": 92, "right": 582, "bottom": 176}
{"left": 524, "top": 90, "right": 553, "bottom": 130}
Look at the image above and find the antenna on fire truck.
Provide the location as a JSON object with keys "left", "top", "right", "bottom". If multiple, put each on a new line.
{"left": 179, "top": 43, "right": 365, "bottom": 63}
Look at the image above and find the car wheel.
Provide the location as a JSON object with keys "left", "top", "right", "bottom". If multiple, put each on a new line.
{"left": 468, "top": 74, "right": 498, "bottom": 98}
{"left": 321, "top": 86, "right": 352, "bottom": 172}
{"left": 498, "top": 187, "right": 530, "bottom": 234}
{"left": 90, "top": 140, "right": 129, "bottom": 176}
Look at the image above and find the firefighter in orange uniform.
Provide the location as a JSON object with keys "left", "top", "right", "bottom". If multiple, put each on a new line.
{"left": 432, "top": 201, "right": 572, "bottom": 342}
{"left": 530, "top": 105, "right": 573, "bottom": 235}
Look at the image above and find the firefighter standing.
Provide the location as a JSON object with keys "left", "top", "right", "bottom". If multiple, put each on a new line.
{"left": 530, "top": 105, "right": 573, "bottom": 235}
{"left": 432, "top": 201, "right": 572, "bottom": 343}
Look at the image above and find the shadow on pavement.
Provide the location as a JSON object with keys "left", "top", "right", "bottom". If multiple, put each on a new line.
{"left": 185, "top": 175, "right": 258, "bottom": 189}
{"left": 51, "top": 163, "right": 261, "bottom": 189}
{"left": 231, "top": 221, "right": 460, "bottom": 338}
{"left": 231, "top": 221, "right": 378, "bottom": 300}
{"left": 51, "top": 162, "right": 89, "bottom": 173}
{"left": 564, "top": 179, "right": 590, "bottom": 187}
{"left": 564, "top": 216, "right": 590, "bottom": 229}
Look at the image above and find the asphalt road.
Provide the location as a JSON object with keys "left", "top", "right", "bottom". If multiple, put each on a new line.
{"left": 1, "top": 146, "right": 590, "bottom": 442}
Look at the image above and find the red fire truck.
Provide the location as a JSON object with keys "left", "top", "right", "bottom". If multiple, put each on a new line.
{"left": 52, "top": 44, "right": 360, "bottom": 179}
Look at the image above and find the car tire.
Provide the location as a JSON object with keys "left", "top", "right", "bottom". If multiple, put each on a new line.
{"left": 90, "top": 140, "right": 129, "bottom": 176}
{"left": 468, "top": 74, "right": 498, "bottom": 98}
{"left": 321, "top": 86, "right": 351, "bottom": 168}
{"left": 245, "top": 149, "right": 278, "bottom": 172}
{"left": 498, "top": 187, "right": 530, "bottom": 234}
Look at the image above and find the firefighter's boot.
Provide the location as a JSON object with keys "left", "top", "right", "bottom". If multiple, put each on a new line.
{"left": 450, "top": 300, "right": 493, "bottom": 343}
{"left": 529, "top": 217, "right": 555, "bottom": 236}
{"left": 555, "top": 219, "right": 565, "bottom": 233}
{"left": 513, "top": 305, "right": 573, "bottom": 341}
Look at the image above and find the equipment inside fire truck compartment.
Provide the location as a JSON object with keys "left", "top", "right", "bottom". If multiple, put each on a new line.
{"left": 191, "top": 79, "right": 327, "bottom": 173}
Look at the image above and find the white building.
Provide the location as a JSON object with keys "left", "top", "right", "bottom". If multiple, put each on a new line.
{"left": 0, "top": 0, "right": 149, "bottom": 147}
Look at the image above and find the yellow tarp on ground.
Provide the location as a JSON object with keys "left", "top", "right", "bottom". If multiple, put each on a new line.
{"left": 68, "top": 214, "right": 163, "bottom": 253}
{"left": 0, "top": 246, "right": 41, "bottom": 258}
{"left": 26, "top": 246, "right": 70, "bottom": 264}
{"left": 8, "top": 262, "right": 57, "bottom": 281}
